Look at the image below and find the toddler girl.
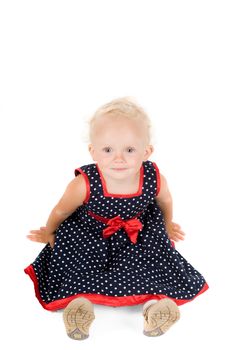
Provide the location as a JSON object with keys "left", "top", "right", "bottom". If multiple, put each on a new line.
{"left": 25, "top": 97, "right": 209, "bottom": 340}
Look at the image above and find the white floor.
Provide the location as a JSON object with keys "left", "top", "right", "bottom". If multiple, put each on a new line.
{"left": 3, "top": 276, "right": 229, "bottom": 350}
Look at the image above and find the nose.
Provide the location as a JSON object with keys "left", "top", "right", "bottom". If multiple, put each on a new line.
{"left": 114, "top": 151, "right": 125, "bottom": 161}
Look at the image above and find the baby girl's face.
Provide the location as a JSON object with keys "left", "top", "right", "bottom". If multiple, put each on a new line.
{"left": 88, "top": 116, "right": 153, "bottom": 181}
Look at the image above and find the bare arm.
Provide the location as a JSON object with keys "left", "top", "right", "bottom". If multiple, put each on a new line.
{"left": 46, "top": 174, "right": 86, "bottom": 233}
{"left": 27, "top": 174, "right": 86, "bottom": 247}
{"left": 156, "top": 174, "right": 185, "bottom": 242}
{"left": 156, "top": 174, "right": 173, "bottom": 227}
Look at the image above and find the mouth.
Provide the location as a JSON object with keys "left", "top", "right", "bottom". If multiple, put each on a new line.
{"left": 111, "top": 168, "right": 127, "bottom": 171}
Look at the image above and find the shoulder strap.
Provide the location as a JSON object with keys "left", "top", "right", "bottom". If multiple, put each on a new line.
{"left": 152, "top": 161, "right": 161, "bottom": 196}
{"left": 73, "top": 164, "right": 93, "bottom": 205}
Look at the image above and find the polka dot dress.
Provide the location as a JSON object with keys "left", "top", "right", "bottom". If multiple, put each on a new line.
{"left": 24, "top": 160, "right": 208, "bottom": 310}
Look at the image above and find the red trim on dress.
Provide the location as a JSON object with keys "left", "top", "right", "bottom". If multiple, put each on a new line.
{"left": 95, "top": 163, "right": 144, "bottom": 198}
{"left": 171, "top": 240, "right": 175, "bottom": 248}
{"left": 74, "top": 167, "right": 90, "bottom": 204}
{"left": 87, "top": 209, "right": 144, "bottom": 224}
{"left": 152, "top": 162, "right": 160, "bottom": 196}
{"left": 24, "top": 264, "right": 209, "bottom": 311}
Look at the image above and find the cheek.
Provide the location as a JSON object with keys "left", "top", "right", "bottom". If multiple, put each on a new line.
{"left": 97, "top": 152, "right": 112, "bottom": 164}
{"left": 127, "top": 153, "right": 142, "bottom": 161}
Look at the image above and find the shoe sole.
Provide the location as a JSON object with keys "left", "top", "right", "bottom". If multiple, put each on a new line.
{"left": 143, "top": 298, "right": 180, "bottom": 336}
{"left": 63, "top": 297, "right": 95, "bottom": 340}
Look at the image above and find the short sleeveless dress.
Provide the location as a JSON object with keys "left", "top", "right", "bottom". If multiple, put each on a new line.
{"left": 24, "top": 160, "right": 209, "bottom": 311}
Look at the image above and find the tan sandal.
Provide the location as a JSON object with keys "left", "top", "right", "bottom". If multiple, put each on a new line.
{"left": 143, "top": 298, "right": 180, "bottom": 336}
{"left": 63, "top": 297, "right": 95, "bottom": 340}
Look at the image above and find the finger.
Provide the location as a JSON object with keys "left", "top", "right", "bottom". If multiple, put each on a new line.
{"left": 29, "top": 230, "right": 41, "bottom": 234}
{"left": 173, "top": 225, "right": 185, "bottom": 235}
{"left": 175, "top": 228, "right": 186, "bottom": 235}
{"left": 168, "top": 233, "right": 178, "bottom": 241}
{"left": 26, "top": 235, "right": 43, "bottom": 242}
{"left": 172, "top": 223, "right": 181, "bottom": 228}
{"left": 28, "top": 232, "right": 39, "bottom": 236}
{"left": 177, "top": 232, "right": 185, "bottom": 238}
{"left": 28, "top": 232, "right": 44, "bottom": 237}
{"left": 178, "top": 230, "right": 186, "bottom": 236}
{"left": 27, "top": 234, "right": 40, "bottom": 239}
{"left": 172, "top": 237, "right": 180, "bottom": 242}
{"left": 174, "top": 232, "right": 185, "bottom": 240}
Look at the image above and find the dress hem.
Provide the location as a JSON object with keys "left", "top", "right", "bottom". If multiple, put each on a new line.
{"left": 24, "top": 264, "right": 209, "bottom": 311}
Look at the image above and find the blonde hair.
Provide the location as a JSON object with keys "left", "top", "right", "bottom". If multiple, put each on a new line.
{"left": 84, "top": 97, "right": 153, "bottom": 145}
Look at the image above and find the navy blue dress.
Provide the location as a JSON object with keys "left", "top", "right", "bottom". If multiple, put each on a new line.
{"left": 24, "top": 160, "right": 208, "bottom": 311}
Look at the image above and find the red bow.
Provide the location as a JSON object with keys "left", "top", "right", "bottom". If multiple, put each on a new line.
{"left": 102, "top": 215, "right": 143, "bottom": 244}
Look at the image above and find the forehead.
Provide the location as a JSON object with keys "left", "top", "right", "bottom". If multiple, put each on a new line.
{"left": 91, "top": 115, "right": 147, "bottom": 144}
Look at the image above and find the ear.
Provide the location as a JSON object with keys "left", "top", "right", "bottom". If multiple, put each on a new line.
{"left": 143, "top": 145, "right": 154, "bottom": 160}
{"left": 88, "top": 144, "right": 96, "bottom": 160}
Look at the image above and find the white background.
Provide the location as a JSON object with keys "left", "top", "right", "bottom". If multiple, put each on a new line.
{"left": 0, "top": 0, "right": 231, "bottom": 349}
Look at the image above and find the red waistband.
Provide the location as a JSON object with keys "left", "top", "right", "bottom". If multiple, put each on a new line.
{"left": 87, "top": 210, "right": 144, "bottom": 224}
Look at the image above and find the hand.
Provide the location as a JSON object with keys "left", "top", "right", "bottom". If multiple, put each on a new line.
{"left": 27, "top": 226, "right": 56, "bottom": 248}
{"left": 165, "top": 222, "right": 186, "bottom": 242}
